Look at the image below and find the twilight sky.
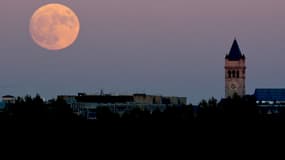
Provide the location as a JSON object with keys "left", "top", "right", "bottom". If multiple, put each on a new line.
{"left": 0, "top": 0, "right": 285, "bottom": 104}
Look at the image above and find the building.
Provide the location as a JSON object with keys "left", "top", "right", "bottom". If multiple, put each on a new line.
{"left": 254, "top": 89, "right": 285, "bottom": 114}
{"left": 2, "top": 95, "right": 15, "bottom": 104}
{"left": 133, "top": 94, "right": 162, "bottom": 104}
{"left": 225, "top": 39, "right": 246, "bottom": 98}
{"left": 0, "top": 95, "right": 16, "bottom": 111}
{"left": 58, "top": 93, "right": 187, "bottom": 120}
{"left": 254, "top": 89, "right": 285, "bottom": 105}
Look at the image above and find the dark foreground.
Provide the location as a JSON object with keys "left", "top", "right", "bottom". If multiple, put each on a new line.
{"left": 1, "top": 94, "right": 285, "bottom": 154}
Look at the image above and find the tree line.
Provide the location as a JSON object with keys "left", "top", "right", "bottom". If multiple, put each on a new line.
{"left": 0, "top": 94, "right": 284, "bottom": 124}
{"left": 0, "top": 94, "right": 80, "bottom": 122}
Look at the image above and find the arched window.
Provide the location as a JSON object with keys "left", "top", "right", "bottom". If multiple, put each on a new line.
{"left": 228, "top": 71, "right": 231, "bottom": 78}
{"left": 232, "top": 70, "right": 236, "bottom": 78}
{"left": 237, "top": 71, "right": 240, "bottom": 78}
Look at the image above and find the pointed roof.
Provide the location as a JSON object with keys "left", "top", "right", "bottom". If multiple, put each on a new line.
{"left": 226, "top": 39, "right": 245, "bottom": 60}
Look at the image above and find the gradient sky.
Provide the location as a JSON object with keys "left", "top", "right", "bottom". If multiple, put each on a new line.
{"left": 0, "top": 0, "right": 285, "bottom": 104}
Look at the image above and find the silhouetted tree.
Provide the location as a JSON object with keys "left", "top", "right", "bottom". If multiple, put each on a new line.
{"left": 7, "top": 94, "right": 47, "bottom": 121}
{"left": 219, "top": 94, "right": 258, "bottom": 123}
{"left": 48, "top": 97, "right": 79, "bottom": 121}
{"left": 95, "top": 107, "right": 120, "bottom": 121}
{"left": 122, "top": 108, "right": 151, "bottom": 121}
{"left": 151, "top": 108, "right": 163, "bottom": 121}
{"left": 162, "top": 105, "right": 193, "bottom": 121}
{"left": 197, "top": 97, "right": 220, "bottom": 122}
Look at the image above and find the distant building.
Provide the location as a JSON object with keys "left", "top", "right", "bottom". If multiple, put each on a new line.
{"left": 254, "top": 89, "right": 285, "bottom": 114}
{"left": 58, "top": 93, "right": 187, "bottom": 120}
{"left": 225, "top": 39, "right": 246, "bottom": 98}
{"left": 254, "top": 89, "right": 285, "bottom": 104}
{"left": 58, "top": 95, "right": 77, "bottom": 104}
{"left": 2, "top": 95, "right": 15, "bottom": 105}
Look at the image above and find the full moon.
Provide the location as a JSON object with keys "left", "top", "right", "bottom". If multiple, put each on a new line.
{"left": 30, "top": 3, "right": 80, "bottom": 51}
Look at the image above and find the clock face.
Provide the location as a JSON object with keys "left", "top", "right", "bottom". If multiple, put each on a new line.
{"left": 230, "top": 82, "right": 238, "bottom": 90}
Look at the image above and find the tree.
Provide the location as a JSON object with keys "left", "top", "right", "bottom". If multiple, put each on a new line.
{"left": 197, "top": 97, "right": 220, "bottom": 122}
{"left": 6, "top": 94, "right": 47, "bottom": 121}
{"left": 95, "top": 107, "right": 120, "bottom": 122}
{"left": 218, "top": 95, "right": 258, "bottom": 123}
{"left": 122, "top": 108, "right": 151, "bottom": 121}
{"left": 48, "top": 97, "right": 78, "bottom": 121}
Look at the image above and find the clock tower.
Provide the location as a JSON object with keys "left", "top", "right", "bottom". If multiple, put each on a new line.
{"left": 225, "top": 39, "right": 246, "bottom": 98}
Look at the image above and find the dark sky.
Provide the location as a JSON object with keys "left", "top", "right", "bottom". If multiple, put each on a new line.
{"left": 1, "top": 0, "right": 285, "bottom": 104}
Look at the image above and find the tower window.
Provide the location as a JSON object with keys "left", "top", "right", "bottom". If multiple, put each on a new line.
{"left": 228, "top": 71, "right": 231, "bottom": 78}
{"left": 237, "top": 71, "right": 240, "bottom": 78}
{"left": 232, "top": 70, "right": 236, "bottom": 78}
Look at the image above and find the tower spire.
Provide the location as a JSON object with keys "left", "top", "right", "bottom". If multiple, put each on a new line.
{"left": 226, "top": 39, "right": 244, "bottom": 61}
